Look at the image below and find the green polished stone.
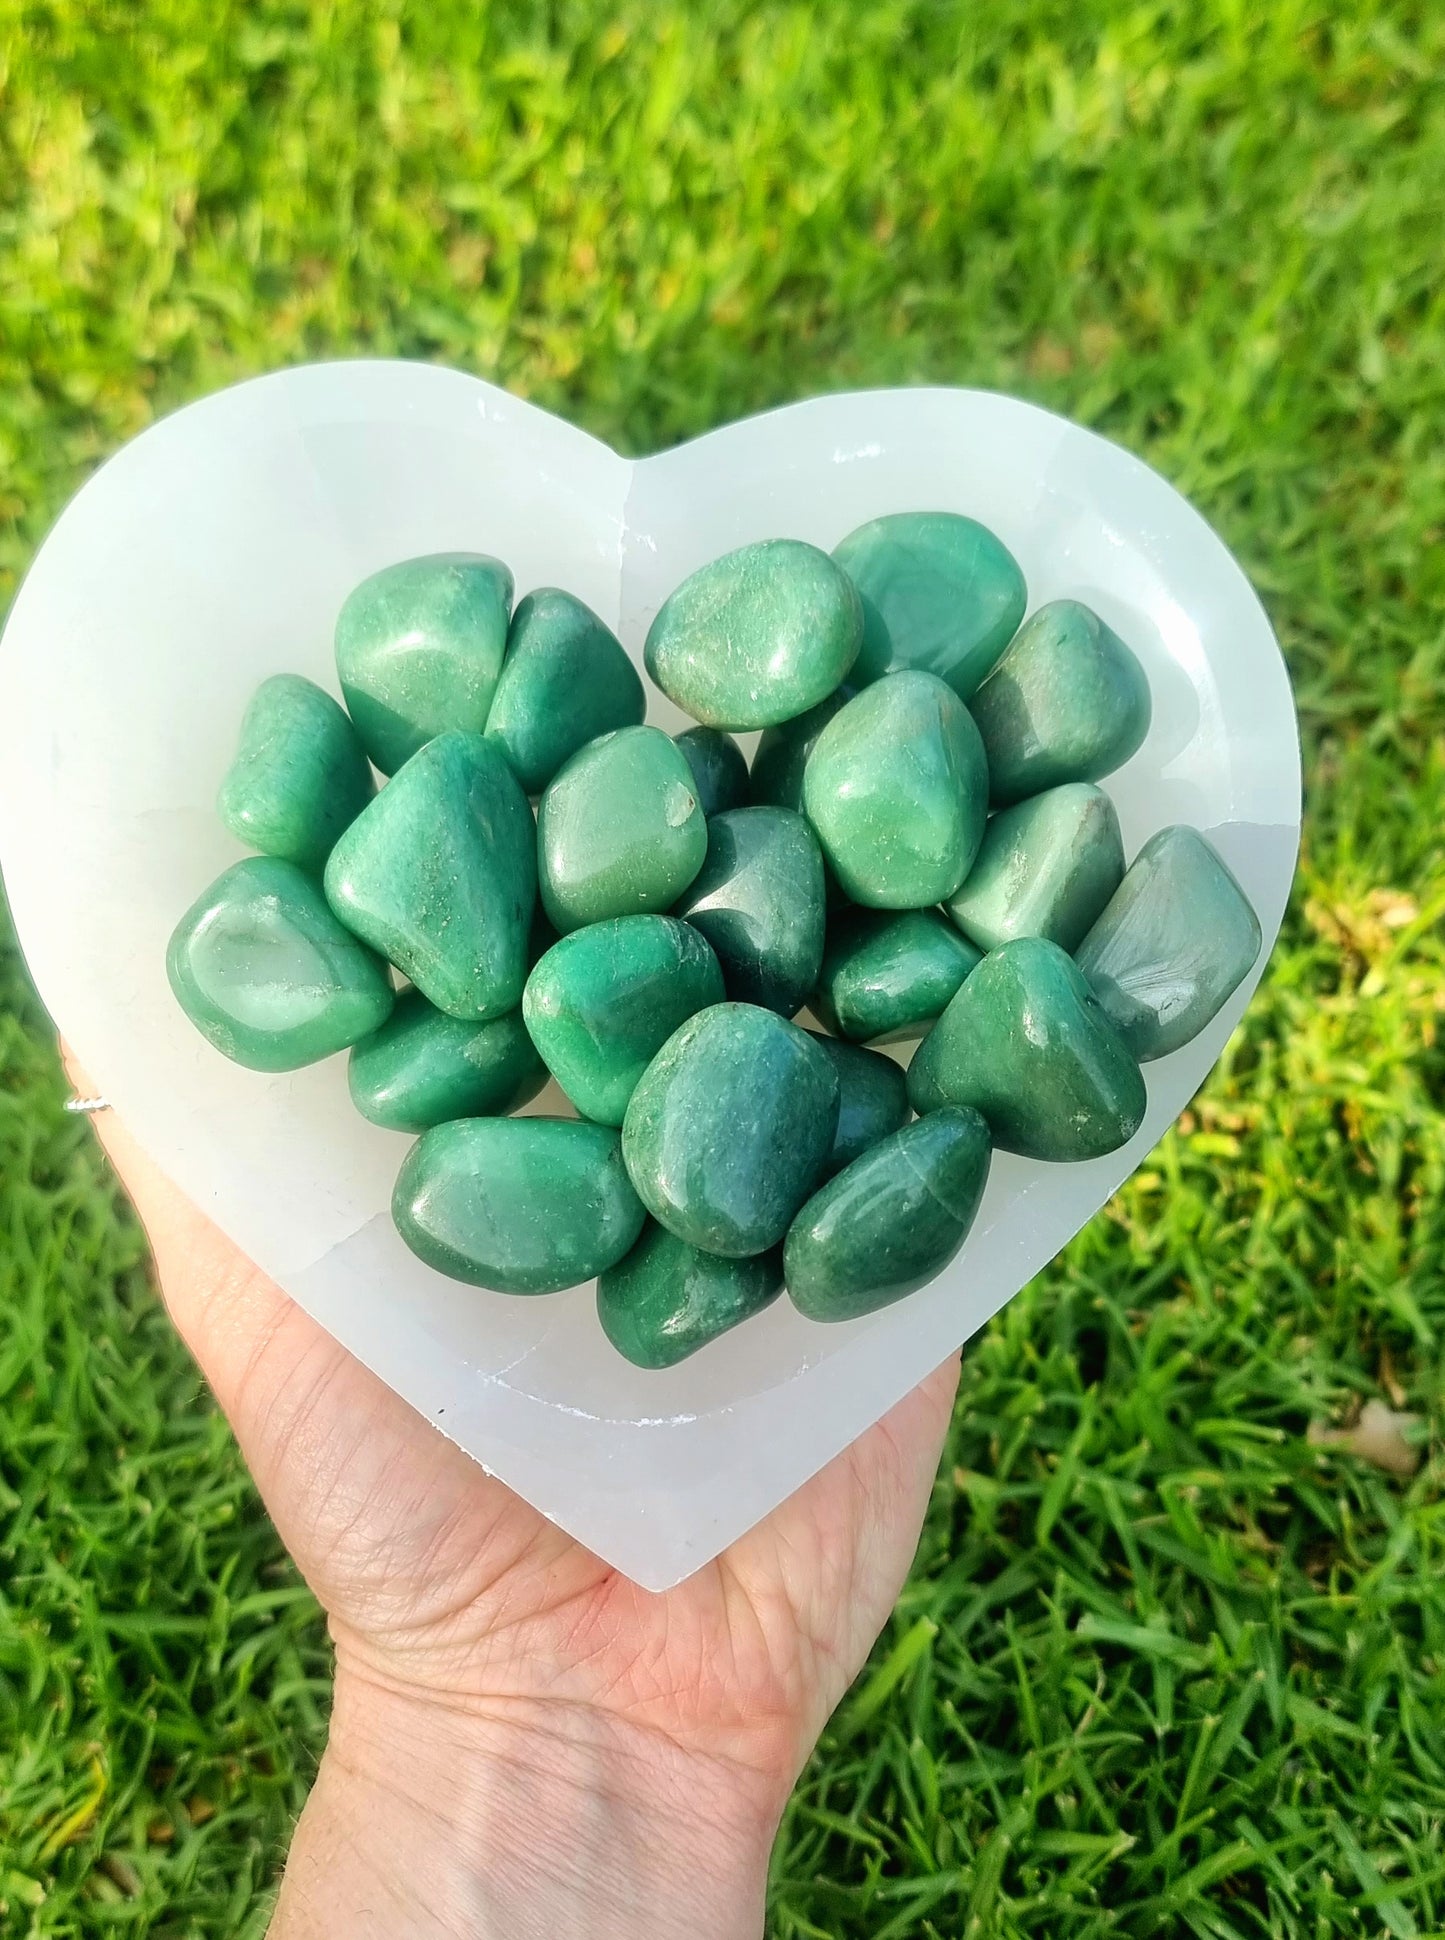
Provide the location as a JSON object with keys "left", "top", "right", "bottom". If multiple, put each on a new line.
{"left": 217, "top": 673, "right": 375, "bottom": 869}
{"left": 833, "top": 511, "right": 1027, "bottom": 698}
{"left": 806, "top": 1032, "right": 910, "bottom": 1175}
{"left": 907, "top": 936, "right": 1146, "bottom": 1160}
{"left": 537, "top": 725, "right": 707, "bottom": 933}
{"left": 348, "top": 988, "right": 546, "bottom": 1133}
{"left": 644, "top": 539, "right": 863, "bottom": 730}
{"left": 785, "top": 1107, "right": 992, "bottom": 1322}
{"left": 672, "top": 807, "right": 825, "bottom": 1016}
{"left": 393, "top": 1116, "right": 645, "bottom": 1293}
{"left": 335, "top": 552, "right": 514, "bottom": 774}
{"left": 523, "top": 915, "right": 725, "bottom": 1125}
{"left": 970, "top": 599, "right": 1152, "bottom": 806}
{"left": 485, "top": 588, "right": 645, "bottom": 795}
{"left": 946, "top": 782, "right": 1125, "bottom": 954}
{"left": 748, "top": 686, "right": 856, "bottom": 812}
{"left": 168, "top": 856, "right": 393, "bottom": 1071}
{"left": 674, "top": 726, "right": 749, "bottom": 819}
{"left": 802, "top": 670, "right": 989, "bottom": 908}
{"left": 597, "top": 1224, "right": 783, "bottom": 1369}
{"left": 622, "top": 1003, "right": 840, "bottom": 1257}
{"left": 325, "top": 730, "right": 536, "bottom": 1020}
{"left": 813, "top": 909, "right": 982, "bottom": 1044}
{"left": 1076, "top": 825, "right": 1262, "bottom": 1061}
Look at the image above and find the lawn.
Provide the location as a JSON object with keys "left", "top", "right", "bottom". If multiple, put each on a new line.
{"left": 2, "top": 0, "right": 1443, "bottom": 1933}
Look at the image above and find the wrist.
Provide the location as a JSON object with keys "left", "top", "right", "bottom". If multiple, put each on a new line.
{"left": 268, "top": 1671, "right": 778, "bottom": 1939}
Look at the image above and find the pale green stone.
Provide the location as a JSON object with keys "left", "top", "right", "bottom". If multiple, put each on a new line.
{"left": 946, "top": 782, "right": 1125, "bottom": 953}
{"left": 833, "top": 511, "right": 1026, "bottom": 697}
{"left": 537, "top": 726, "right": 707, "bottom": 933}
{"left": 523, "top": 915, "right": 725, "bottom": 1125}
{"left": 644, "top": 539, "right": 863, "bottom": 730}
{"left": 802, "top": 670, "right": 989, "bottom": 908}
{"left": 970, "top": 599, "right": 1152, "bottom": 806}
{"left": 1075, "top": 825, "right": 1262, "bottom": 1060}
{"left": 217, "top": 673, "right": 375, "bottom": 869}
{"left": 335, "top": 552, "right": 514, "bottom": 774}
{"left": 168, "top": 857, "right": 393, "bottom": 1071}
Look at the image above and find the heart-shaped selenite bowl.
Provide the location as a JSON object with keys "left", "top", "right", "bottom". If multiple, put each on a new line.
{"left": 0, "top": 363, "right": 1300, "bottom": 1588}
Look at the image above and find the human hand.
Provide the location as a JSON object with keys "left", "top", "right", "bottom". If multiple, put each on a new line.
{"left": 69, "top": 1056, "right": 960, "bottom": 1939}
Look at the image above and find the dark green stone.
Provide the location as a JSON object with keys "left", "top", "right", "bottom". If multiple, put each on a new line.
{"left": 785, "top": 1108, "right": 992, "bottom": 1322}
{"left": 674, "top": 726, "right": 749, "bottom": 819}
{"left": 806, "top": 1032, "right": 910, "bottom": 1175}
{"left": 802, "top": 670, "right": 989, "bottom": 907}
{"left": 597, "top": 1225, "right": 783, "bottom": 1369}
{"left": 672, "top": 807, "right": 825, "bottom": 1016}
{"left": 748, "top": 686, "right": 856, "bottom": 812}
{"left": 393, "top": 1116, "right": 646, "bottom": 1294}
{"left": 644, "top": 539, "right": 862, "bottom": 730}
{"left": 485, "top": 588, "right": 645, "bottom": 795}
{"left": 833, "top": 511, "right": 1027, "bottom": 698}
{"left": 1076, "top": 826, "right": 1262, "bottom": 1060}
{"left": 167, "top": 856, "right": 393, "bottom": 1071}
{"left": 348, "top": 989, "right": 546, "bottom": 1133}
{"left": 621, "top": 1003, "right": 840, "bottom": 1257}
{"left": 324, "top": 730, "right": 536, "bottom": 1020}
{"left": 537, "top": 726, "right": 707, "bottom": 933}
{"left": 813, "top": 909, "right": 981, "bottom": 1044}
{"left": 335, "top": 552, "right": 514, "bottom": 774}
{"left": 217, "top": 673, "right": 375, "bottom": 869}
{"left": 907, "top": 936, "right": 1146, "bottom": 1161}
{"left": 946, "top": 782, "right": 1125, "bottom": 953}
{"left": 522, "top": 915, "right": 725, "bottom": 1125}
{"left": 970, "top": 599, "right": 1152, "bottom": 806}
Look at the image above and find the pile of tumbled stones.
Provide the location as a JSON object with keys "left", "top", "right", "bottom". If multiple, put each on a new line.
{"left": 168, "top": 514, "right": 1262, "bottom": 1368}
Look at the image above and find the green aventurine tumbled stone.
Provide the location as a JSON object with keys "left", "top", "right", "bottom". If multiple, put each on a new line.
{"left": 674, "top": 726, "right": 749, "bottom": 819}
{"left": 802, "top": 670, "right": 989, "bottom": 908}
{"left": 597, "top": 1225, "right": 784, "bottom": 1369}
{"left": 813, "top": 909, "right": 982, "bottom": 1044}
{"left": 325, "top": 731, "right": 536, "bottom": 1020}
{"left": 1076, "top": 825, "right": 1262, "bottom": 1061}
{"left": 833, "top": 512, "right": 1027, "bottom": 698}
{"left": 748, "top": 686, "right": 856, "bottom": 812}
{"left": 217, "top": 674, "right": 375, "bottom": 869}
{"left": 485, "top": 588, "right": 645, "bottom": 795}
{"left": 523, "top": 915, "right": 725, "bottom": 1125}
{"left": 908, "top": 936, "right": 1146, "bottom": 1161}
{"left": 393, "top": 1117, "right": 646, "bottom": 1293}
{"left": 786, "top": 1108, "right": 992, "bottom": 1323}
{"left": 946, "top": 782, "right": 1125, "bottom": 954}
{"left": 970, "top": 599, "right": 1152, "bottom": 806}
{"left": 335, "top": 552, "right": 514, "bottom": 774}
{"left": 622, "top": 1004, "right": 840, "bottom": 1257}
{"left": 537, "top": 726, "right": 707, "bottom": 933}
{"left": 348, "top": 989, "right": 546, "bottom": 1133}
{"left": 672, "top": 807, "right": 825, "bottom": 1017}
{"left": 806, "top": 1032, "right": 910, "bottom": 1175}
{"left": 644, "top": 539, "right": 863, "bottom": 730}
{"left": 168, "top": 857, "right": 393, "bottom": 1071}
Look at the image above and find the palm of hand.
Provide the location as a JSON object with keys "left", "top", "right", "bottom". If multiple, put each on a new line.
{"left": 89, "top": 1091, "right": 958, "bottom": 1804}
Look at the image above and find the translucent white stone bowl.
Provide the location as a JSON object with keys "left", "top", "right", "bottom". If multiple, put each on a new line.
{"left": 0, "top": 363, "right": 1300, "bottom": 1587}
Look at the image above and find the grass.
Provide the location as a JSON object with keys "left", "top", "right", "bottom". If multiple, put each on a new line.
{"left": 1, "top": 0, "right": 1443, "bottom": 1931}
